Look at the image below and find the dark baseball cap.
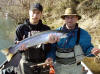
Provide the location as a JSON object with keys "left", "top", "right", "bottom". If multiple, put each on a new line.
{"left": 30, "top": 3, "right": 43, "bottom": 12}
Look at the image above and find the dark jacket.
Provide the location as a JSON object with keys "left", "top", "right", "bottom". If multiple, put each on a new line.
{"left": 15, "top": 19, "right": 51, "bottom": 63}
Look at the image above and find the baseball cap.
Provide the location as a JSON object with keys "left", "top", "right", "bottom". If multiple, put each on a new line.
{"left": 30, "top": 3, "right": 43, "bottom": 12}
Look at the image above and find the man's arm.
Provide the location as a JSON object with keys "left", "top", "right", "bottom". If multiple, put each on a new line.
{"left": 15, "top": 25, "right": 24, "bottom": 44}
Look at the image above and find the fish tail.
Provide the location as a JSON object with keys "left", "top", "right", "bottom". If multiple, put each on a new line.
{"left": 0, "top": 48, "right": 14, "bottom": 61}
{"left": 2, "top": 52, "right": 22, "bottom": 69}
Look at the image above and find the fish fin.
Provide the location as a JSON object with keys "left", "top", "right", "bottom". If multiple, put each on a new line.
{"left": 3, "top": 52, "right": 22, "bottom": 69}
{"left": 0, "top": 48, "right": 14, "bottom": 61}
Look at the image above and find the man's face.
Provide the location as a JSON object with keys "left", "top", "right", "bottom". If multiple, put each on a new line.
{"left": 64, "top": 15, "right": 78, "bottom": 29}
{"left": 29, "top": 9, "right": 42, "bottom": 24}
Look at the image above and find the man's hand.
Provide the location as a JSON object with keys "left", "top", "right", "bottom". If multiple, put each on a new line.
{"left": 41, "top": 58, "right": 53, "bottom": 68}
{"left": 91, "top": 48, "right": 100, "bottom": 63}
{"left": 94, "top": 53, "right": 100, "bottom": 63}
{"left": 19, "top": 44, "right": 27, "bottom": 51}
{"left": 91, "top": 48, "right": 100, "bottom": 56}
{"left": 45, "top": 58, "right": 53, "bottom": 65}
{"left": 15, "top": 41, "right": 27, "bottom": 51}
{"left": 47, "top": 34, "right": 60, "bottom": 43}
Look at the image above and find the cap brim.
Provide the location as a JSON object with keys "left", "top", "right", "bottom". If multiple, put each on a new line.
{"left": 61, "top": 14, "right": 81, "bottom": 20}
{"left": 30, "top": 8, "right": 42, "bottom": 12}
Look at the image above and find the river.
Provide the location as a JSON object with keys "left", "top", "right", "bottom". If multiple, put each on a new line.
{"left": 0, "top": 12, "right": 17, "bottom": 67}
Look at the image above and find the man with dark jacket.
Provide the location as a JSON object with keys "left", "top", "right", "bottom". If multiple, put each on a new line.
{"left": 14, "top": 3, "right": 51, "bottom": 74}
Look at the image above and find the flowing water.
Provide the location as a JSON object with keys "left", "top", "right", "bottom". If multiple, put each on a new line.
{"left": 0, "top": 12, "right": 16, "bottom": 67}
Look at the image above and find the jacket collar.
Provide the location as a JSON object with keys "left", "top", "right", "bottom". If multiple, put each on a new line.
{"left": 24, "top": 19, "right": 43, "bottom": 26}
{"left": 61, "top": 23, "right": 79, "bottom": 33}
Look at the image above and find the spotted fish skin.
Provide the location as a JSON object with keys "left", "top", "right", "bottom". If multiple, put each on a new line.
{"left": 9, "top": 30, "right": 67, "bottom": 54}
{"left": 0, "top": 30, "right": 67, "bottom": 69}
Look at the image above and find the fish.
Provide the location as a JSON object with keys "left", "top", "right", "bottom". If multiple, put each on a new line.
{"left": 0, "top": 30, "right": 67, "bottom": 69}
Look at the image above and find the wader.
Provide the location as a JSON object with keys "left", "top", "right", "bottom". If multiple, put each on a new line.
{"left": 55, "top": 28, "right": 84, "bottom": 74}
{"left": 14, "top": 55, "right": 50, "bottom": 74}
{"left": 14, "top": 31, "right": 50, "bottom": 74}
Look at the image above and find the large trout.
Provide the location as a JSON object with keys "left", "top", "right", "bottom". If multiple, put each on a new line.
{"left": 0, "top": 30, "right": 67, "bottom": 69}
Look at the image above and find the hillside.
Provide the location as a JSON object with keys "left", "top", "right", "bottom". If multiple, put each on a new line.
{"left": 0, "top": 0, "right": 100, "bottom": 74}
